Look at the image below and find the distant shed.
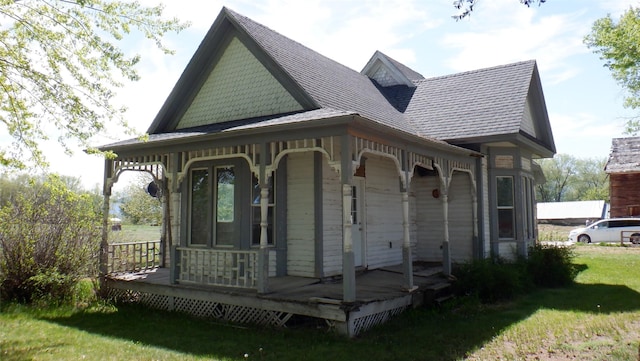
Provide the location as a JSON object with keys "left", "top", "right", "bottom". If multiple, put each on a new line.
{"left": 537, "top": 200, "right": 609, "bottom": 225}
{"left": 605, "top": 137, "right": 640, "bottom": 217}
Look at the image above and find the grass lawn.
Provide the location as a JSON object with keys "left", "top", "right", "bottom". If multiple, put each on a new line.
{"left": 108, "top": 224, "right": 162, "bottom": 243}
{"left": 1, "top": 246, "right": 639, "bottom": 360}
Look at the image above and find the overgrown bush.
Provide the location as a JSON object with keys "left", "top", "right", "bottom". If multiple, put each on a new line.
{"left": 527, "top": 243, "right": 578, "bottom": 287}
{"left": 453, "top": 257, "right": 530, "bottom": 303}
{"left": 453, "top": 244, "right": 578, "bottom": 303}
{"left": 0, "top": 175, "right": 101, "bottom": 304}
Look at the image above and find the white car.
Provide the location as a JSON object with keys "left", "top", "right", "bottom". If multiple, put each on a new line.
{"left": 568, "top": 218, "right": 640, "bottom": 244}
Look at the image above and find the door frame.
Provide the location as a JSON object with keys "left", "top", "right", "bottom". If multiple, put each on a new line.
{"left": 352, "top": 176, "right": 367, "bottom": 268}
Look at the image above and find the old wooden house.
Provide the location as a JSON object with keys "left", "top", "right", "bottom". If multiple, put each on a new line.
{"left": 98, "top": 7, "right": 555, "bottom": 336}
{"left": 605, "top": 136, "right": 640, "bottom": 217}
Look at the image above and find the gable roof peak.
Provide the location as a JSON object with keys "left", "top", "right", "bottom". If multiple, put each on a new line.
{"left": 361, "top": 50, "right": 424, "bottom": 88}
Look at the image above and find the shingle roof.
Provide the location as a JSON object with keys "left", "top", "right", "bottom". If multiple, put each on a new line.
{"left": 605, "top": 136, "right": 640, "bottom": 173}
{"left": 226, "top": 8, "right": 418, "bottom": 135}
{"left": 101, "top": 8, "right": 553, "bottom": 156}
{"left": 406, "top": 61, "right": 535, "bottom": 141}
{"left": 101, "top": 108, "right": 355, "bottom": 149}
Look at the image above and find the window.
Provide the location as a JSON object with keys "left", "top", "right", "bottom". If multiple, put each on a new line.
{"left": 351, "top": 186, "right": 358, "bottom": 224}
{"left": 189, "top": 168, "right": 209, "bottom": 245}
{"left": 215, "top": 166, "right": 235, "bottom": 246}
{"left": 187, "top": 164, "right": 238, "bottom": 247}
{"left": 522, "top": 176, "right": 534, "bottom": 239}
{"left": 497, "top": 176, "right": 515, "bottom": 239}
{"left": 251, "top": 173, "right": 275, "bottom": 246}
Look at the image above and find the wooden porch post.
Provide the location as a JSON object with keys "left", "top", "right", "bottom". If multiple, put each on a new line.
{"left": 99, "top": 160, "right": 112, "bottom": 295}
{"left": 442, "top": 192, "right": 452, "bottom": 276}
{"left": 342, "top": 183, "right": 356, "bottom": 302}
{"left": 257, "top": 185, "right": 270, "bottom": 294}
{"left": 401, "top": 191, "right": 415, "bottom": 291}
{"left": 257, "top": 142, "right": 270, "bottom": 294}
{"left": 341, "top": 134, "right": 355, "bottom": 303}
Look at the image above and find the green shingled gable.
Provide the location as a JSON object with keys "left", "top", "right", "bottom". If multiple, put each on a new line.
{"left": 176, "top": 36, "right": 303, "bottom": 129}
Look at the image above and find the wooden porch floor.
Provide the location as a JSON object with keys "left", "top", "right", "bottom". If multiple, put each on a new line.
{"left": 105, "top": 263, "right": 451, "bottom": 336}
{"left": 106, "top": 263, "right": 449, "bottom": 306}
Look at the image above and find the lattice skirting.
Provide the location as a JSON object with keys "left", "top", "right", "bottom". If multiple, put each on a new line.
{"left": 350, "top": 304, "right": 408, "bottom": 336}
{"left": 106, "top": 288, "right": 293, "bottom": 327}
{"left": 106, "top": 287, "right": 412, "bottom": 337}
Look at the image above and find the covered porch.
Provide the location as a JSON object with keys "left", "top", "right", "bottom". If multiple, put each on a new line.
{"left": 99, "top": 130, "right": 478, "bottom": 336}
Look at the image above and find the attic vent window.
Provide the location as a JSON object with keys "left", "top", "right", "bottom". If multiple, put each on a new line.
{"left": 371, "top": 66, "right": 397, "bottom": 87}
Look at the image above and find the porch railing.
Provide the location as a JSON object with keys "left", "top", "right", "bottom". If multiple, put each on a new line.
{"left": 107, "top": 240, "right": 161, "bottom": 274}
{"left": 175, "top": 247, "right": 258, "bottom": 289}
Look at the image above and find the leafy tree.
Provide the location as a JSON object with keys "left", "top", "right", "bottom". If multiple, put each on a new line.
{"left": 0, "top": 174, "right": 101, "bottom": 303}
{"left": 570, "top": 157, "right": 609, "bottom": 202}
{"left": 117, "top": 174, "right": 161, "bottom": 225}
{"left": 585, "top": 7, "right": 640, "bottom": 135}
{"left": 453, "top": 0, "right": 547, "bottom": 20}
{"left": 0, "top": 1, "right": 188, "bottom": 169}
{"left": 536, "top": 155, "right": 609, "bottom": 202}
{"left": 536, "top": 154, "right": 578, "bottom": 202}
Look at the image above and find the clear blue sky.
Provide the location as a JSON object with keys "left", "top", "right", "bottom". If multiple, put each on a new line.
{"left": 48, "top": 0, "right": 636, "bottom": 189}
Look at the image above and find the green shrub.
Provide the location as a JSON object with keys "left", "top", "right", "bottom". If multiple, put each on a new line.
{"left": 454, "top": 244, "right": 578, "bottom": 304}
{"left": 527, "top": 244, "right": 578, "bottom": 287}
{"left": 453, "top": 257, "right": 529, "bottom": 303}
{"left": 0, "top": 175, "right": 101, "bottom": 304}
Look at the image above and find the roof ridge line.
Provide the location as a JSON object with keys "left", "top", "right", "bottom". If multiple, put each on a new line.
{"left": 415, "top": 59, "right": 536, "bottom": 83}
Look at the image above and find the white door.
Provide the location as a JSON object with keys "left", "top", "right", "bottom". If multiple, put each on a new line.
{"left": 351, "top": 178, "right": 366, "bottom": 267}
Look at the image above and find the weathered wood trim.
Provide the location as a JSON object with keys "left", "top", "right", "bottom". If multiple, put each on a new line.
{"left": 99, "top": 161, "right": 111, "bottom": 290}
{"left": 341, "top": 134, "right": 356, "bottom": 302}
{"left": 314, "top": 152, "right": 324, "bottom": 278}
{"left": 257, "top": 142, "right": 270, "bottom": 294}
{"left": 474, "top": 156, "right": 485, "bottom": 259}
{"left": 401, "top": 191, "right": 414, "bottom": 290}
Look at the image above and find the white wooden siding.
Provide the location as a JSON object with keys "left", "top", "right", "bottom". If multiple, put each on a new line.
{"left": 413, "top": 175, "right": 444, "bottom": 262}
{"left": 498, "top": 242, "right": 518, "bottom": 261}
{"left": 322, "top": 157, "right": 343, "bottom": 276}
{"left": 286, "top": 152, "right": 315, "bottom": 277}
{"left": 448, "top": 172, "right": 474, "bottom": 262}
{"left": 364, "top": 156, "right": 403, "bottom": 269}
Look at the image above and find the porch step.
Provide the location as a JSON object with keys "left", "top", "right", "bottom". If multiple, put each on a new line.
{"left": 427, "top": 282, "right": 451, "bottom": 292}
{"left": 434, "top": 294, "right": 454, "bottom": 305}
{"left": 422, "top": 280, "right": 454, "bottom": 307}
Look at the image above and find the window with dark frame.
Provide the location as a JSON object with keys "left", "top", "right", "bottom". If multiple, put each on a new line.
{"left": 187, "top": 165, "right": 237, "bottom": 247}
{"left": 497, "top": 176, "right": 515, "bottom": 239}
{"left": 189, "top": 168, "right": 209, "bottom": 245}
